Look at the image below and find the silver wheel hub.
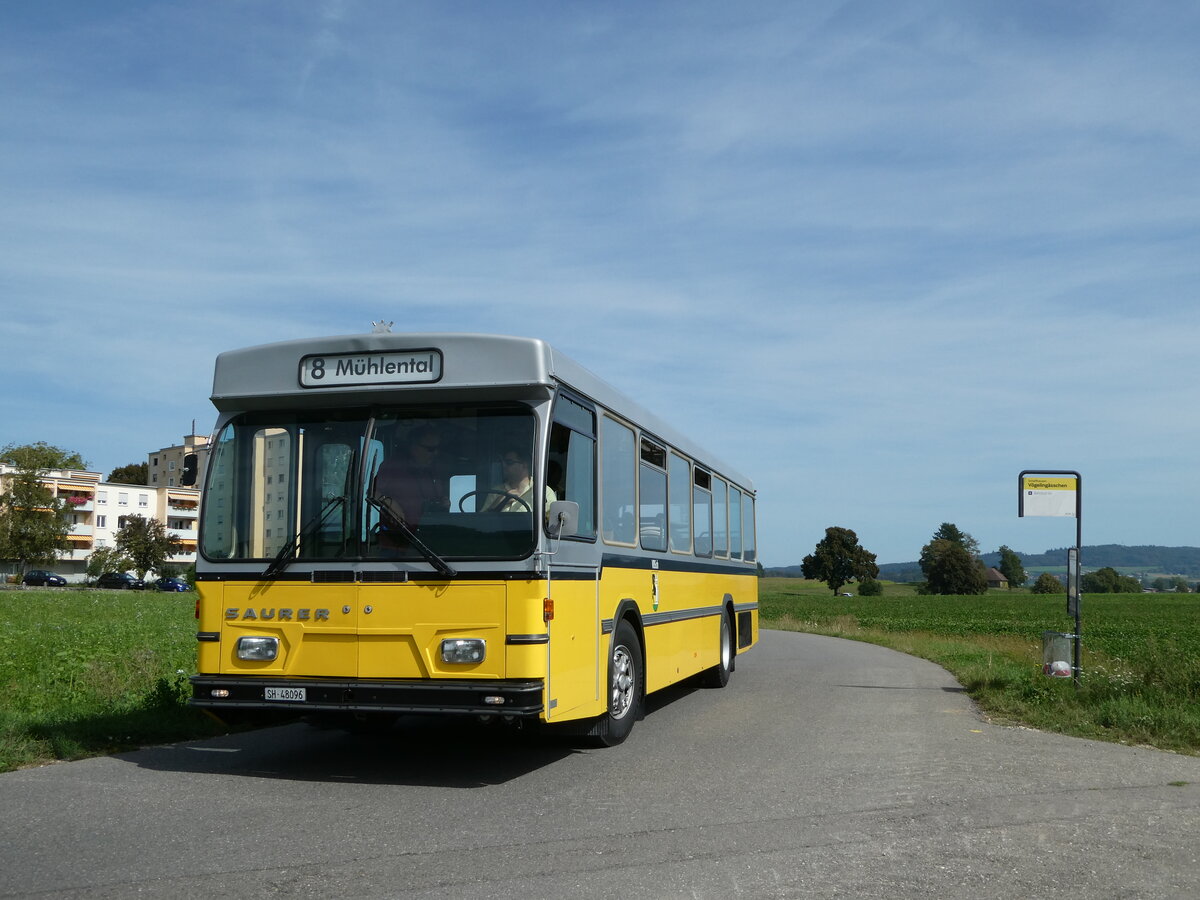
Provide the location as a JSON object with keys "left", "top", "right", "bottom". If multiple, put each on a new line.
{"left": 610, "top": 645, "right": 635, "bottom": 719}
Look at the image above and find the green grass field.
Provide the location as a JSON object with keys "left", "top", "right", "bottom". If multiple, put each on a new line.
{"left": 761, "top": 578, "right": 1200, "bottom": 754}
{"left": 3, "top": 580, "right": 1198, "bottom": 771}
{"left": 0, "top": 588, "right": 223, "bottom": 773}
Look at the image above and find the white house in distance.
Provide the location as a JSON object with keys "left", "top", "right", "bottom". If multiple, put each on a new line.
{"left": 0, "top": 460, "right": 201, "bottom": 584}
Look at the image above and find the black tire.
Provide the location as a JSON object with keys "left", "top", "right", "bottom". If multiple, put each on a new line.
{"left": 588, "top": 619, "right": 643, "bottom": 746}
{"left": 700, "top": 609, "right": 734, "bottom": 688}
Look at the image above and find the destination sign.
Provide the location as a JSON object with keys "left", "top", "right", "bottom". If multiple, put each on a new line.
{"left": 1020, "top": 475, "right": 1078, "bottom": 517}
{"left": 299, "top": 349, "right": 443, "bottom": 388}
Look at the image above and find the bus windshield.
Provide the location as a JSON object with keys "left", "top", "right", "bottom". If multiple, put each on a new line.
{"left": 201, "top": 404, "right": 539, "bottom": 564}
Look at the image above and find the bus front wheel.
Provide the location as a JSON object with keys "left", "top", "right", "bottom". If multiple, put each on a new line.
{"left": 588, "top": 620, "right": 643, "bottom": 746}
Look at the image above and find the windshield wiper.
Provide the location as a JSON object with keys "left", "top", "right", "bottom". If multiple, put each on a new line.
{"left": 263, "top": 495, "right": 346, "bottom": 579}
{"left": 367, "top": 492, "right": 457, "bottom": 578}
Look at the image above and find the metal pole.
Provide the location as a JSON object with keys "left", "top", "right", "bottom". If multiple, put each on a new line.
{"left": 1080, "top": 487, "right": 1089, "bottom": 691}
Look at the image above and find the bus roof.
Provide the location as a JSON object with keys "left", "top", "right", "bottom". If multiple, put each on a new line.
{"left": 210, "top": 332, "right": 754, "bottom": 492}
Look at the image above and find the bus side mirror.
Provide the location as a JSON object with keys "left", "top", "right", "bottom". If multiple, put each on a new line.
{"left": 547, "top": 500, "right": 579, "bottom": 538}
{"left": 180, "top": 454, "right": 198, "bottom": 487}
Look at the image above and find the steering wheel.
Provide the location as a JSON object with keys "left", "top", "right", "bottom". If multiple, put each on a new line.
{"left": 458, "top": 489, "right": 532, "bottom": 513}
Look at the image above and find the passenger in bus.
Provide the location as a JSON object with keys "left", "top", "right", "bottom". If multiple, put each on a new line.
{"left": 482, "top": 447, "right": 557, "bottom": 513}
{"left": 372, "top": 426, "right": 449, "bottom": 535}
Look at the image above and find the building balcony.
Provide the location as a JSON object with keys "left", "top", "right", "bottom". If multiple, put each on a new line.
{"left": 170, "top": 528, "right": 199, "bottom": 542}
{"left": 69, "top": 524, "right": 94, "bottom": 537}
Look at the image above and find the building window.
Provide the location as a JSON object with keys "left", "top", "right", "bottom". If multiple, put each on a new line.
{"left": 118, "top": 493, "right": 129, "bottom": 507}
{"left": 97, "top": 491, "right": 107, "bottom": 504}
{"left": 138, "top": 494, "right": 148, "bottom": 507}
{"left": 96, "top": 515, "right": 106, "bottom": 528}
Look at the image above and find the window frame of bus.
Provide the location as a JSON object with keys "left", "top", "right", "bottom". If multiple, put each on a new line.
{"left": 638, "top": 437, "right": 668, "bottom": 552}
{"left": 693, "top": 467, "right": 713, "bottom": 558}
{"left": 545, "top": 389, "right": 597, "bottom": 541}
{"left": 668, "top": 450, "right": 692, "bottom": 555}
{"left": 600, "top": 415, "right": 638, "bottom": 547}
{"left": 729, "top": 485, "right": 743, "bottom": 560}
{"left": 711, "top": 475, "right": 729, "bottom": 558}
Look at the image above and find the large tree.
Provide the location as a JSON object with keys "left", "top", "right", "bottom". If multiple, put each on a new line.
{"left": 931, "top": 522, "right": 979, "bottom": 557}
{"left": 801, "top": 526, "right": 879, "bottom": 595}
{"left": 919, "top": 523, "right": 988, "bottom": 595}
{"left": 920, "top": 540, "right": 987, "bottom": 594}
{"left": 107, "top": 462, "right": 148, "bottom": 485}
{"left": 0, "top": 457, "right": 75, "bottom": 576}
{"left": 996, "top": 545, "right": 1027, "bottom": 589}
{"left": 0, "top": 442, "right": 88, "bottom": 470}
{"left": 115, "top": 515, "right": 182, "bottom": 580}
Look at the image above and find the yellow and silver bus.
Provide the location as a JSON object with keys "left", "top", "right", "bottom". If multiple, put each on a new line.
{"left": 189, "top": 330, "right": 758, "bottom": 744}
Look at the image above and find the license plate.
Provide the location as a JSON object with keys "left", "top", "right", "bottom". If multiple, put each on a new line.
{"left": 264, "top": 686, "right": 306, "bottom": 702}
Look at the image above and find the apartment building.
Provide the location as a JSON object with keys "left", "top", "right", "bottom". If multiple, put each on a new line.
{"left": 0, "top": 464, "right": 200, "bottom": 582}
{"left": 148, "top": 432, "right": 211, "bottom": 490}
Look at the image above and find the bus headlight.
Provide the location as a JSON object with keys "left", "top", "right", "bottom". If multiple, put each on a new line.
{"left": 237, "top": 636, "right": 279, "bottom": 661}
{"left": 441, "top": 638, "right": 485, "bottom": 664}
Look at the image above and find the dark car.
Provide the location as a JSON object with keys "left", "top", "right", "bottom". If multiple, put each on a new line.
{"left": 154, "top": 576, "right": 191, "bottom": 592}
{"left": 96, "top": 572, "right": 145, "bottom": 590}
{"left": 23, "top": 570, "right": 67, "bottom": 587}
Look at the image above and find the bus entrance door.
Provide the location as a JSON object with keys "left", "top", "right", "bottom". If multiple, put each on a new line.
{"left": 545, "top": 563, "right": 601, "bottom": 721}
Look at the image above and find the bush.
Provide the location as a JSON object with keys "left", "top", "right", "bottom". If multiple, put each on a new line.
{"left": 857, "top": 577, "right": 883, "bottom": 596}
{"left": 1031, "top": 572, "right": 1063, "bottom": 594}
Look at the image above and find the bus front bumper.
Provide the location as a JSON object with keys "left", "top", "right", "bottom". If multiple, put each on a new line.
{"left": 189, "top": 675, "right": 544, "bottom": 717}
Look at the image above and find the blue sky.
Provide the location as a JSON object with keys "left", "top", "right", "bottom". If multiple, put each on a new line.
{"left": 2, "top": 1, "right": 1198, "bottom": 566}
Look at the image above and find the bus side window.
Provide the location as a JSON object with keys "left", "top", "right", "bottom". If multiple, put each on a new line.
{"left": 730, "top": 487, "right": 743, "bottom": 560}
{"left": 601, "top": 416, "right": 636, "bottom": 545}
{"left": 692, "top": 468, "right": 714, "bottom": 557}
{"left": 547, "top": 417, "right": 597, "bottom": 539}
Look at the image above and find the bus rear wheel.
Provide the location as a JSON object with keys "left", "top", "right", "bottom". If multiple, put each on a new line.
{"left": 588, "top": 620, "right": 643, "bottom": 746}
{"left": 700, "top": 609, "right": 733, "bottom": 688}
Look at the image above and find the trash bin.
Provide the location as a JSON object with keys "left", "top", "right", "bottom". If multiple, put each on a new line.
{"left": 1042, "top": 631, "right": 1074, "bottom": 677}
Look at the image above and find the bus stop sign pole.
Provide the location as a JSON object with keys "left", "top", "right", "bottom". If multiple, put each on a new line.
{"left": 1019, "top": 470, "right": 1082, "bottom": 688}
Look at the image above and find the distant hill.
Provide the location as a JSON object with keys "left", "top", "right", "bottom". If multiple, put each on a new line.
{"left": 766, "top": 545, "right": 1200, "bottom": 582}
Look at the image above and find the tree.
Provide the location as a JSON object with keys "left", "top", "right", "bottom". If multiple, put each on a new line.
{"left": 919, "top": 539, "right": 988, "bottom": 594}
{"left": 0, "top": 449, "right": 76, "bottom": 575}
{"left": 996, "top": 545, "right": 1027, "bottom": 589}
{"left": 86, "top": 546, "right": 131, "bottom": 582}
{"left": 0, "top": 442, "right": 88, "bottom": 470}
{"left": 931, "top": 522, "right": 979, "bottom": 557}
{"left": 1031, "top": 572, "right": 1063, "bottom": 594}
{"left": 115, "top": 515, "right": 181, "bottom": 580}
{"left": 107, "top": 462, "right": 148, "bottom": 485}
{"left": 919, "top": 523, "right": 987, "bottom": 595}
{"left": 1080, "top": 567, "right": 1142, "bottom": 594}
{"left": 801, "top": 526, "right": 879, "bottom": 595}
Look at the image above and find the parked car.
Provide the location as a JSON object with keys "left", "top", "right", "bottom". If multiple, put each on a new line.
{"left": 23, "top": 570, "right": 67, "bottom": 587}
{"left": 154, "top": 576, "right": 191, "bottom": 592}
{"left": 96, "top": 572, "right": 146, "bottom": 590}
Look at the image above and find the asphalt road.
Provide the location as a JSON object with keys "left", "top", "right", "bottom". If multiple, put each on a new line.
{"left": 2, "top": 630, "right": 1199, "bottom": 899}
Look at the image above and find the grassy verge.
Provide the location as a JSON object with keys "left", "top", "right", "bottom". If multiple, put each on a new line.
{"left": 0, "top": 588, "right": 224, "bottom": 773}
{"left": 761, "top": 578, "right": 1200, "bottom": 755}
{"left": 6, "top": 580, "right": 1198, "bottom": 770}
